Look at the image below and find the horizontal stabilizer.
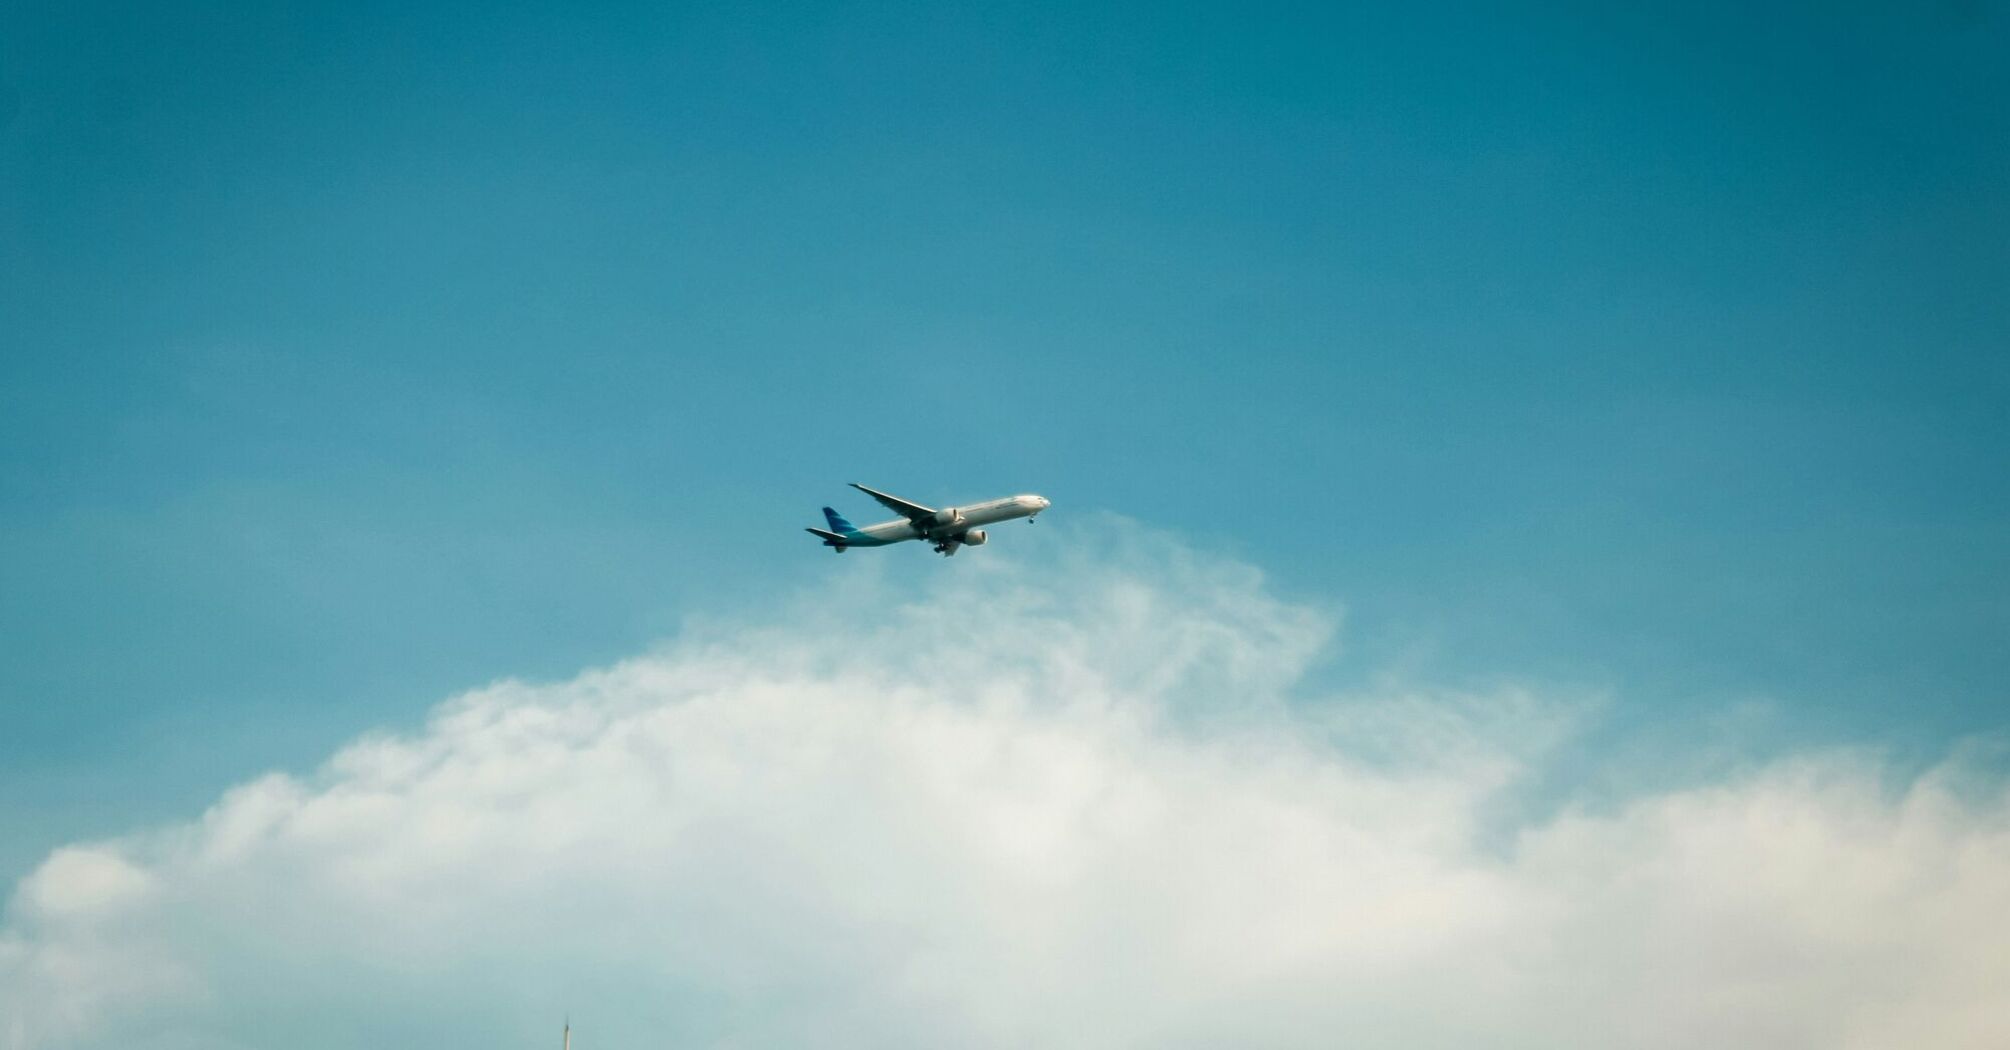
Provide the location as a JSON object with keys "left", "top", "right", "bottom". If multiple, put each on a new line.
{"left": 805, "top": 527, "right": 848, "bottom": 545}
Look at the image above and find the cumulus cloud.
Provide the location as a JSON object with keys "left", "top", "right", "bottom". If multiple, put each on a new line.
{"left": 4, "top": 524, "right": 2008, "bottom": 1049}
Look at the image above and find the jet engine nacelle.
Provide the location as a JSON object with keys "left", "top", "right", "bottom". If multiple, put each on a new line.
{"left": 961, "top": 529, "right": 987, "bottom": 546}
{"left": 932, "top": 508, "right": 965, "bottom": 527}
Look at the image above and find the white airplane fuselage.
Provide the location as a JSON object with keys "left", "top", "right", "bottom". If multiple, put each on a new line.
{"left": 849, "top": 494, "right": 1048, "bottom": 545}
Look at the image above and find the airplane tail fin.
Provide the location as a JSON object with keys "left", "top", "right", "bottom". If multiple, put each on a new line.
{"left": 822, "top": 507, "right": 858, "bottom": 534}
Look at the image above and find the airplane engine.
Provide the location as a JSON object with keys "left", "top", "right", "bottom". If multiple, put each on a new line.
{"left": 961, "top": 529, "right": 987, "bottom": 546}
{"left": 932, "top": 508, "right": 966, "bottom": 527}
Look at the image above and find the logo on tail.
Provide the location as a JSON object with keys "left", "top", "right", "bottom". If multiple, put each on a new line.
{"left": 822, "top": 507, "right": 859, "bottom": 534}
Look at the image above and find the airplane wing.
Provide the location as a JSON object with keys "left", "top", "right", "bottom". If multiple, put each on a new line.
{"left": 849, "top": 483, "right": 935, "bottom": 523}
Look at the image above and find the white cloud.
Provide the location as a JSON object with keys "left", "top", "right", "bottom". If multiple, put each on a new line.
{"left": 4, "top": 525, "right": 2007, "bottom": 1049}
{"left": 13, "top": 848, "right": 153, "bottom": 920}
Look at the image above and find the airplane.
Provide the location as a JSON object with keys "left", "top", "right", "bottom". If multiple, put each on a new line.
{"left": 806, "top": 483, "right": 1051, "bottom": 556}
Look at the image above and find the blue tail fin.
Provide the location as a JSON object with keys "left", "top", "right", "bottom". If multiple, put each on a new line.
{"left": 822, "top": 507, "right": 858, "bottom": 534}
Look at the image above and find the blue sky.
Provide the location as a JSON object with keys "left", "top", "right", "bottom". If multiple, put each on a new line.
{"left": 3, "top": 0, "right": 2007, "bottom": 914}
